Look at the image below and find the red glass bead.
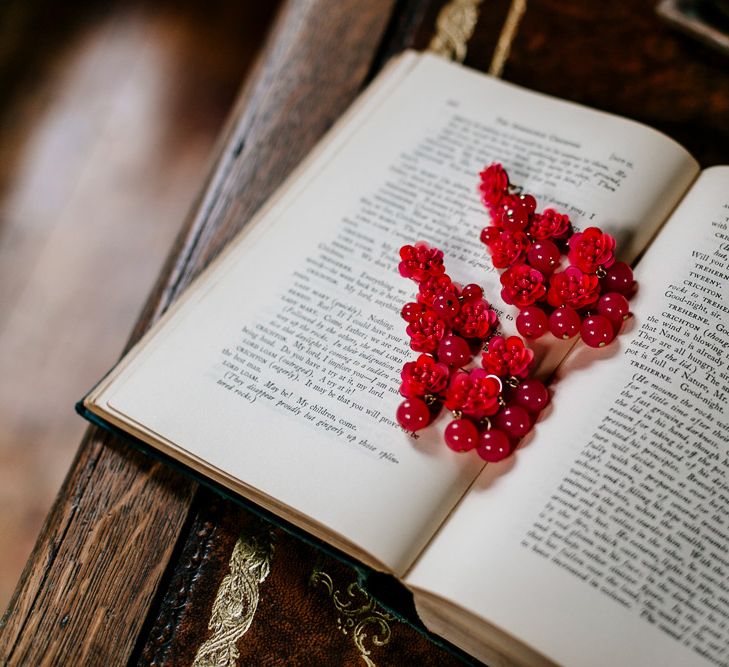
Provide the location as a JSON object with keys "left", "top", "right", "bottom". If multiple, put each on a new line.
{"left": 519, "top": 194, "right": 537, "bottom": 214}
{"left": 581, "top": 314, "right": 616, "bottom": 348}
{"left": 501, "top": 204, "right": 530, "bottom": 232}
{"left": 493, "top": 405, "right": 532, "bottom": 439}
{"left": 401, "top": 302, "right": 424, "bottom": 322}
{"left": 438, "top": 335, "right": 472, "bottom": 367}
{"left": 396, "top": 398, "right": 431, "bottom": 432}
{"left": 476, "top": 429, "right": 512, "bottom": 462}
{"left": 461, "top": 283, "right": 484, "bottom": 301}
{"left": 597, "top": 292, "right": 630, "bottom": 326}
{"left": 548, "top": 306, "right": 581, "bottom": 340}
{"left": 527, "top": 240, "right": 561, "bottom": 275}
{"left": 516, "top": 306, "right": 548, "bottom": 339}
{"left": 444, "top": 419, "right": 479, "bottom": 452}
{"left": 480, "top": 226, "right": 498, "bottom": 245}
{"left": 433, "top": 293, "right": 460, "bottom": 320}
{"left": 513, "top": 379, "right": 550, "bottom": 413}
{"left": 602, "top": 261, "right": 634, "bottom": 295}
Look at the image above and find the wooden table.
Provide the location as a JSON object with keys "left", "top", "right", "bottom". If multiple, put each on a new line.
{"left": 2, "top": 1, "right": 728, "bottom": 664}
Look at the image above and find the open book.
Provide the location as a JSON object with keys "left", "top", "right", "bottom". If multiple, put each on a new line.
{"left": 82, "top": 51, "right": 729, "bottom": 667}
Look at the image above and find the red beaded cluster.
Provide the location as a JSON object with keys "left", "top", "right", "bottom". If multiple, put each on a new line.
{"left": 479, "top": 164, "right": 636, "bottom": 348}
{"left": 396, "top": 243, "right": 549, "bottom": 462}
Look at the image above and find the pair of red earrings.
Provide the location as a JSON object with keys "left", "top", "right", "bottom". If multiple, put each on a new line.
{"left": 394, "top": 164, "right": 636, "bottom": 462}
{"left": 479, "top": 164, "right": 635, "bottom": 347}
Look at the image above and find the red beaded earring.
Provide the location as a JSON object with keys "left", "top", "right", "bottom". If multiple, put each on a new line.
{"left": 396, "top": 242, "right": 549, "bottom": 462}
{"left": 478, "top": 164, "right": 636, "bottom": 348}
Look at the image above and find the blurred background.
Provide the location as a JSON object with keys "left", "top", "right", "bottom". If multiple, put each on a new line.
{"left": 0, "top": 0, "right": 280, "bottom": 610}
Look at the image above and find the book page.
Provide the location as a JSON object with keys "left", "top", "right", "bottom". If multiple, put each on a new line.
{"left": 407, "top": 167, "right": 729, "bottom": 666}
{"left": 92, "top": 52, "right": 697, "bottom": 576}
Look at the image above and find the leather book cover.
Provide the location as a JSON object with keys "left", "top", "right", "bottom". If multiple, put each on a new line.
{"left": 134, "top": 490, "right": 478, "bottom": 666}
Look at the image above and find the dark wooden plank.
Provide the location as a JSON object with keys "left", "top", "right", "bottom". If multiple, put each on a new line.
{"left": 1, "top": 433, "right": 197, "bottom": 664}
{"left": 0, "top": 0, "right": 398, "bottom": 662}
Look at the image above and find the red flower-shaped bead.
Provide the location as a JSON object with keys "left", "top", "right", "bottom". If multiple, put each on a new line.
{"left": 399, "top": 243, "right": 446, "bottom": 282}
{"left": 481, "top": 228, "right": 530, "bottom": 269}
{"left": 568, "top": 227, "right": 616, "bottom": 273}
{"left": 453, "top": 299, "right": 499, "bottom": 340}
{"left": 400, "top": 354, "right": 450, "bottom": 398}
{"left": 528, "top": 208, "right": 571, "bottom": 241}
{"left": 481, "top": 335, "right": 535, "bottom": 379}
{"left": 445, "top": 369, "right": 503, "bottom": 420}
{"left": 547, "top": 266, "right": 601, "bottom": 309}
{"left": 500, "top": 264, "right": 547, "bottom": 308}
{"left": 417, "top": 275, "right": 456, "bottom": 307}
{"left": 405, "top": 310, "right": 448, "bottom": 353}
{"left": 478, "top": 163, "right": 509, "bottom": 212}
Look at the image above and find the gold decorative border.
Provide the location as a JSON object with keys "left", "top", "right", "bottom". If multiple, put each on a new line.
{"left": 489, "top": 0, "right": 528, "bottom": 77}
{"left": 310, "top": 568, "right": 397, "bottom": 667}
{"left": 192, "top": 528, "right": 275, "bottom": 667}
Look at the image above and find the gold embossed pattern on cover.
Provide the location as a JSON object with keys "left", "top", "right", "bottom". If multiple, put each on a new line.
{"left": 192, "top": 528, "right": 275, "bottom": 667}
{"left": 428, "top": 0, "right": 484, "bottom": 62}
{"left": 310, "top": 567, "right": 397, "bottom": 667}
